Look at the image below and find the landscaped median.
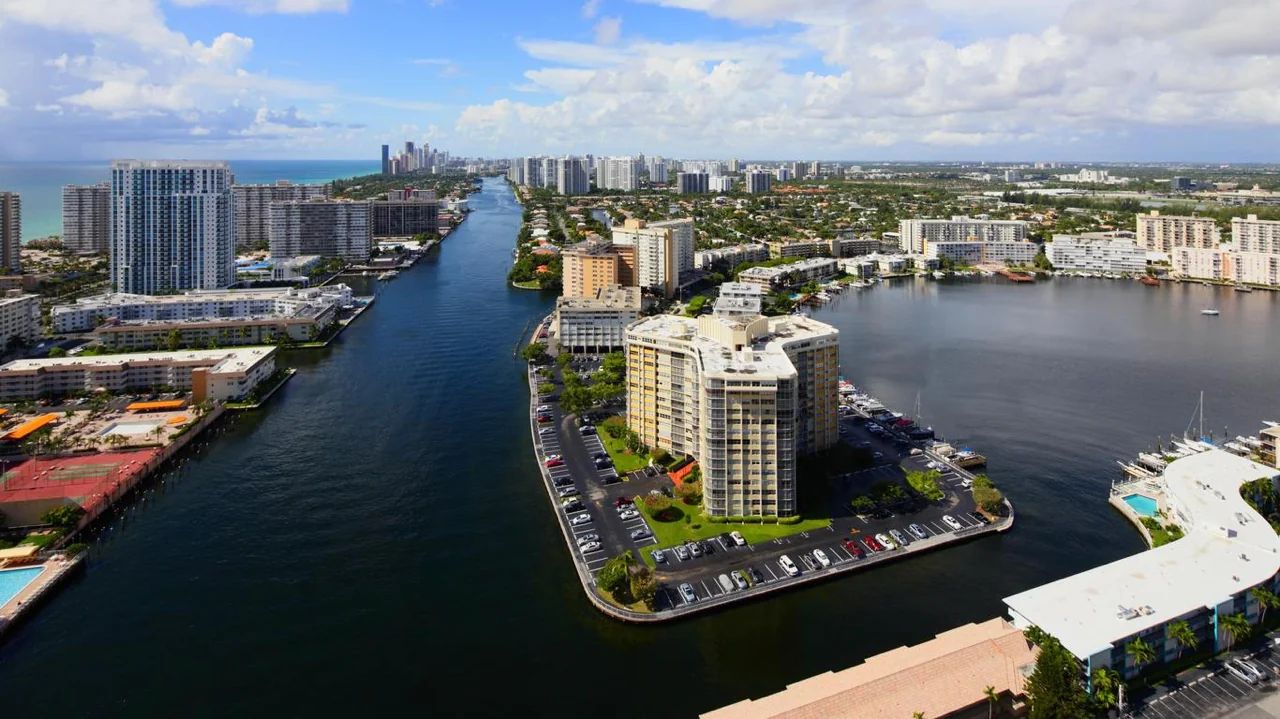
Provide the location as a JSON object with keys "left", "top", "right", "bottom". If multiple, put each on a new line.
{"left": 597, "top": 416, "right": 650, "bottom": 473}
{"left": 634, "top": 493, "right": 831, "bottom": 566}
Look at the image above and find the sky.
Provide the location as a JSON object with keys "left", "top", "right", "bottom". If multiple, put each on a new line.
{"left": 0, "top": 0, "right": 1277, "bottom": 162}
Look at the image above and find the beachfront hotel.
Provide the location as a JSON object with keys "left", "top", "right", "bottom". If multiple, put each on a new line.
{"left": 1004, "top": 449, "right": 1280, "bottom": 679}
{"left": 625, "top": 311, "right": 839, "bottom": 517}
{"left": 0, "top": 347, "right": 278, "bottom": 402}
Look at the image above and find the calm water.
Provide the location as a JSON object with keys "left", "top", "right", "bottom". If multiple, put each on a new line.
{"left": 0, "top": 160, "right": 377, "bottom": 239}
{"left": 0, "top": 179, "right": 1278, "bottom": 716}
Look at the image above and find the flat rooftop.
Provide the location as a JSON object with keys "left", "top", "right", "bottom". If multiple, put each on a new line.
{"left": 1004, "top": 450, "right": 1280, "bottom": 660}
{"left": 0, "top": 347, "right": 275, "bottom": 374}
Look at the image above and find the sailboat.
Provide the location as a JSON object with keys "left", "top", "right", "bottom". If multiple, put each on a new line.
{"left": 1200, "top": 308, "right": 1220, "bottom": 316}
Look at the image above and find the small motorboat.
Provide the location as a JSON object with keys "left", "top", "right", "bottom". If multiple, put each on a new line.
{"left": 1201, "top": 309, "right": 1220, "bottom": 316}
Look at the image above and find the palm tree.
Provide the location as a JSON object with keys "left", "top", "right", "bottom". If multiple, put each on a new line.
{"left": 983, "top": 685, "right": 997, "bottom": 719}
{"left": 912, "top": 713, "right": 925, "bottom": 719}
{"left": 1126, "top": 637, "right": 1157, "bottom": 674}
{"left": 1167, "top": 619, "right": 1198, "bottom": 659}
{"left": 1091, "top": 667, "right": 1121, "bottom": 709}
{"left": 1251, "top": 587, "right": 1280, "bottom": 625}
{"left": 1220, "top": 613, "right": 1252, "bottom": 652}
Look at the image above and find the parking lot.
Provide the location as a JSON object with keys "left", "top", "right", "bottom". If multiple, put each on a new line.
{"left": 1129, "top": 647, "right": 1280, "bottom": 719}
{"left": 529, "top": 357, "right": 1008, "bottom": 618}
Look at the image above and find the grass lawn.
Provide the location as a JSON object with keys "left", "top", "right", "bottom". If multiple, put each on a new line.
{"left": 598, "top": 417, "right": 650, "bottom": 474}
{"left": 636, "top": 499, "right": 831, "bottom": 566}
{"left": 19, "top": 528, "right": 65, "bottom": 548}
{"left": 511, "top": 279, "right": 544, "bottom": 290}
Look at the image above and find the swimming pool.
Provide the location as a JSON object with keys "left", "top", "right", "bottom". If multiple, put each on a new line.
{"left": 0, "top": 566, "right": 45, "bottom": 607}
{"left": 1123, "top": 493, "right": 1159, "bottom": 518}
{"left": 99, "top": 421, "right": 163, "bottom": 438}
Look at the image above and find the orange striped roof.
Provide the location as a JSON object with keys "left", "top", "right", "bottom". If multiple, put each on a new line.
{"left": 126, "top": 400, "right": 186, "bottom": 412}
{"left": 4, "top": 413, "right": 59, "bottom": 441}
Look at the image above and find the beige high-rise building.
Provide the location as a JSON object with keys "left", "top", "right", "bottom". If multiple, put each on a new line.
{"left": 1232, "top": 214, "right": 1280, "bottom": 255}
{"left": 562, "top": 238, "right": 621, "bottom": 299}
{"left": 625, "top": 312, "right": 839, "bottom": 517}
{"left": 1136, "top": 211, "right": 1220, "bottom": 254}
{"left": 613, "top": 219, "right": 677, "bottom": 297}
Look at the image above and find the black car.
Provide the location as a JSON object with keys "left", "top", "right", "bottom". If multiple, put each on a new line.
{"left": 593, "top": 452, "right": 608, "bottom": 461}
{"left": 699, "top": 540, "right": 714, "bottom": 555}
{"left": 747, "top": 566, "right": 765, "bottom": 584}
{"left": 562, "top": 501, "right": 584, "bottom": 513}
{"left": 552, "top": 477, "right": 573, "bottom": 487}
{"left": 594, "top": 460, "right": 611, "bottom": 470}
{"left": 971, "top": 512, "right": 990, "bottom": 525}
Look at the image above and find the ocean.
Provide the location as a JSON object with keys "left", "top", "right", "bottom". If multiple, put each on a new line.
{"left": 0, "top": 160, "right": 378, "bottom": 240}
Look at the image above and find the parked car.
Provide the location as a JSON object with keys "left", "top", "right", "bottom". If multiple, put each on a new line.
{"left": 1226, "top": 659, "right": 1259, "bottom": 685}
{"left": 537, "top": 414, "right": 553, "bottom": 423}
{"left": 614, "top": 496, "right": 634, "bottom": 508}
{"left": 747, "top": 566, "right": 765, "bottom": 584}
{"left": 678, "top": 583, "right": 697, "bottom": 603}
{"left": 699, "top": 540, "right": 714, "bottom": 555}
{"left": 688, "top": 541, "right": 703, "bottom": 558}
{"left": 875, "top": 532, "right": 897, "bottom": 550}
{"left": 652, "top": 549, "right": 667, "bottom": 564}
{"left": 556, "top": 486, "right": 579, "bottom": 498}
{"left": 544, "top": 458, "right": 564, "bottom": 468}
{"left": 861, "top": 536, "right": 883, "bottom": 553}
{"left": 732, "top": 571, "right": 749, "bottom": 590}
{"left": 842, "top": 539, "right": 864, "bottom": 558}
{"left": 536, "top": 404, "right": 551, "bottom": 412}
{"left": 579, "top": 541, "right": 602, "bottom": 553}
{"left": 971, "top": 512, "right": 990, "bottom": 525}
{"left": 538, "top": 427, "right": 555, "bottom": 435}
{"left": 942, "top": 515, "right": 964, "bottom": 530}
{"left": 569, "top": 513, "right": 591, "bottom": 526}
{"left": 729, "top": 531, "right": 746, "bottom": 547}
{"left": 561, "top": 500, "right": 583, "bottom": 512}
{"left": 908, "top": 523, "right": 928, "bottom": 540}
{"left": 1231, "top": 658, "right": 1267, "bottom": 684}
{"left": 959, "top": 478, "right": 973, "bottom": 489}
{"left": 580, "top": 425, "right": 596, "bottom": 435}
{"left": 674, "top": 545, "right": 690, "bottom": 561}
{"left": 779, "top": 554, "right": 801, "bottom": 577}
{"left": 716, "top": 574, "right": 735, "bottom": 593}
{"left": 575, "top": 533, "right": 598, "bottom": 545}
{"left": 618, "top": 509, "right": 640, "bottom": 520}
{"left": 552, "top": 476, "right": 573, "bottom": 487}
{"left": 889, "top": 529, "right": 910, "bottom": 547}
{"left": 630, "top": 527, "right": 651, "bottom": 540}
{"left": 813, "top": 549, "right": 832, "bottom": 568}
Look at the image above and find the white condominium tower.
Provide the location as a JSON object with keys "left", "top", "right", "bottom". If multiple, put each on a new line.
{"left": 611, "top": 218, "right": 695, "bottom": 297}
{"left": 110, "top": 160, "right": 234, "bottom": 295}
{"left": 1232, "top": 214, "right": 1280, "bottom": 255}
{"left": 233, "top": 181, "right": 330, "bottom": 249}
{"left": 600, "top": 157, "right": 641, "bottom": 191}
{"left": 1135, "top": 210, "right": 1220, "bottom": 254}
{"left": 625, "top": 312, "right": 839, "bottom": 517}
{"left": 556, "top": 157, "right": 590, "bottom": 196}
{"left": 897, "top": 216, "right": 1029, "bottom": 254}
{"left": 62, "top": 183, "right": 111, "bottom": 254}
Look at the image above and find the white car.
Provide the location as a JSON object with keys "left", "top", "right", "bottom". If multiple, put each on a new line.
{"left": 538, "top": 427, "right": 554, "bottom": 435}
{"left": 959, "top": 478, "right": 973, "bottom": 489}
{"left": 536, "top": 405, "right": 551, "bottom": 412}
{"left": 579, "top": 541, "right": 602, "bottom": 553}
{"left": 779, "top": 554, "right": 801, "bottom": 577}
{"left": 942, "top": 515, "right": 964, "bottom": 530}
{"left": 729, "top": 531, "right": 746, "bottom": 547}
{"left": 875, "top": 533, "right": 897, "bottom": 550}
{"left": 812, "top": 549, "right": 831, "bottom": 568}
{"left": 570, "top": 513, "right": 592, "bottom": 526}
{"left": 618, "top": 509, "right": 640, "bottom": 520}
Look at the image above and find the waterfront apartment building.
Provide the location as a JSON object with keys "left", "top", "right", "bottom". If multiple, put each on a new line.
{"left": 554, "top": 284, "right": 643, "bottom": 354}
{"left": 1046, "top": 233, "right": 1147, "bottom": 274}
{"left": 372, "top": 193, "right": 439, "bottom": 238}
{"left": 269, "top": 199, "right": 372, "bottom": 262}
{"left": 1136, "top": 211, "right": 1220, "bottom": 254}
{"left": 738, "top": 257, "right": 839, "bottom": 290}
{"left": 745, "top": 170, "right": 772, "bottom": 194}
{"left": 766, "top": 237, "right": 877, "bottom": 260}
{"left": 110, "top": 160, "right": 235, "bottom": 294}
{"left": 62, "top": 183, "right": 111, "bottom": 254}
{"left": 562, "top": 238, "right": 621, "bottom": 299}
{"left": 612, "top": 218, "right": 694, "bottom": 298}
{"left": 556, "top": 157, "right": 591, "bottom": 196}
{"left": 0, "top": 347, "right": 278, "bottom": 402}
{"left": 625, "top": 313, "right": 839, "bottom": 517}
{"left": 1005, "top": 450, "right": 1280, "bottom": 680}
{"left": 0, "top": 291, "right": 40, "bottom": 350}
{"left": 1232, "top": 214, "right": 1280, "bottom": 255}
{"left": 232, "top": 182, "right": 329, "bottom": 249}
{"left": 0, "top": 192, "right": 21, "bottom": 273}
{"left": 52, "top": 285, "right": 352, "bottom": 349}
{"left": 676, "top": 172, "right": 710, "bottom": 194}
{"left": 898, "top": 216, "right": 1029, "bottom": 254}
{"left": 925, "top": 240, "right": 1037, "bottom": 267}
{"left": 695, "top": 243, "right": 769, "bottom": 270}
{"left": 1172, "top": 247, "right": 1280, "bottom": 287}
{"left": 712, "top": 281, "right": 764, "bottom": 318}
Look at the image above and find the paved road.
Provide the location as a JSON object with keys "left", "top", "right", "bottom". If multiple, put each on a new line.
{"left": 1126, "top": 642, "right": 1280, "bottom": 718}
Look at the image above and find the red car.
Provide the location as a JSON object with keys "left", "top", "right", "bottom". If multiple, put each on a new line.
{"left": 842, "top": 539, "right": 865, "bottom": 558}
{"left": 614, "top": 497, "right": 634, "bottom": 508}
{"left": 544, "top": 457, "right": 564, "bottom": 468}
{"left": 537, "top": 414, "right": 553, "bottom": 423}
{"left": 861, "top": 536, "right": 883, "bottom": 553}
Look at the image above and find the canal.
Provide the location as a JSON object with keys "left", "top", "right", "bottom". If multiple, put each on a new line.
{"left": 0, "top": 177, "right": 1278, "bottom": 717}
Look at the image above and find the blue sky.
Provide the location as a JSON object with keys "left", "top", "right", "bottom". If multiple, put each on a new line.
{"left": 0, "top": 0, "right": 1277, "bottom": 161}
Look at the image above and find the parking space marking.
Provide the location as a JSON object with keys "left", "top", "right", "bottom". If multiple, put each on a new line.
{"left": 764, "top": 564, "right": 778, "bottom": 581}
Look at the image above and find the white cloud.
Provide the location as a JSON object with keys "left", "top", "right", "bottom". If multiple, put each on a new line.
{"left": 581, "top": 0, "right": 601, "bottom": 19}
{"left": 410, "top": 57, "right": 461, "bottom": 77}
{"left": 170, "top": 0, "right": 350, "bottom": 14}
{"left": 592, "top": 16, "right": 621, "bottom": 45}
{"left": 0, "top": 88, "right": 8, "bottom": 107}
{"left": 457, "top": 0, "right": 1280, "bottom": 157}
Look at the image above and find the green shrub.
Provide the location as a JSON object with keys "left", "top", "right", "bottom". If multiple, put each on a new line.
{"left": 690, "top": 523, "right": 701, "bottom": 530}
{"left": 778, "top": 515, "right": 802, "bottom": 525}
{"left": 63, "top": 543, "right": 89, "bottom": 557}
{"left": 41, "top": 504, "right": 85, "bottom": 527}
{"left": 761, "top": 515, "right": 778, "bottom": 524}
{"left": 709, "top": 516, "right": 726, "bottom": 524}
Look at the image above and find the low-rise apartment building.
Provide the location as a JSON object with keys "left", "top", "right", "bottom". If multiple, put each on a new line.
{"left": 554, "top": 285, "right": 643, "bottom": 354}
{"left": 925, "top": 240, "right": 1037, "bottom": 267}
{"left": 0, "top": 291, "right": 40, "bottom": 350}
{"left": 1172, "top": 247, "right": 1280, "bottom": 287}
{"left": 695, "top": 243, "right": 769, "bottom": 270}
{"left": 625, "top": 312, "right": 839, "bottom": 517}
{"left": 0, "top": 347, "right": 279, "bottom": 402}
{"left": 737, "top": 257, "right": 839, "bottom": 290}
{"left": 1047, "top": 233, "right": 1147, "bottom": 273}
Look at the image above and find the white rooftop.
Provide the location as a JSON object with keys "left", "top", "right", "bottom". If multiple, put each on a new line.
{"left": 0, "top": 347, "right": 275, "bottom": 375}
{"left": 1004, "top": 450, "right": 1280, "bottom": 660}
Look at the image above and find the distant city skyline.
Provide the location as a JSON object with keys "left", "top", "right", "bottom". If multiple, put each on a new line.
{"left": 0, "top": 1, "right": 1277, "bottom": 162}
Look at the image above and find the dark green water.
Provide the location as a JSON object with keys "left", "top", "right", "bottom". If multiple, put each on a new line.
{"left": 1, "top": 177, "right": 1278, "bottom": 716}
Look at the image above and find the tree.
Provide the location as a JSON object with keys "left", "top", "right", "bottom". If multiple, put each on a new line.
{"left": 1167, "top": 619, "right": 1198, "bottom": 660}
{"left": 48, "top": 346, "right": 67, "bottom": 358}
{"left": 850, "top": 495, "right": 877, "bottom": 515}
{"left": 555, "top": 352, "right": 572, "bottom": 368}
{"left": 1024, "top": 631, "right": 1089, "bottom": 718}
{"left": 1251, "top": 586, "right": 1280, "bottom": 625}
{"left": 1090, "top": 668, "right": 1121, "bottom": 712}
{"left": 643, "top": 493, "right": 676, "bottom": 521}
{"left": 597, "top": 553, "right": 633, "bottom": 596}
{"left": 41, "top": 504, "right": 85, "bottom": 527}
{"left": 983, "top": 685, "right": 998, "bottom": 719}
{"left": 520, "top": 342, "right": 548, "bottom": 364}
{"left": 629, "top": 565, "right": 657, "bottom": 608}
{"left": 559, "top": 385, "right": 593, "bottom": 415}
{"left": 675, "top": 479, "right": 702, "bottom": 506}
{"left": 164, "top": 329, "right": 182, "bottom": 351}
{"left": 1219, "top": 612, "right": 1252, "bottom": 652}
{"left": 1125, "top": 637, "right": 1156, "bottom": 675}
